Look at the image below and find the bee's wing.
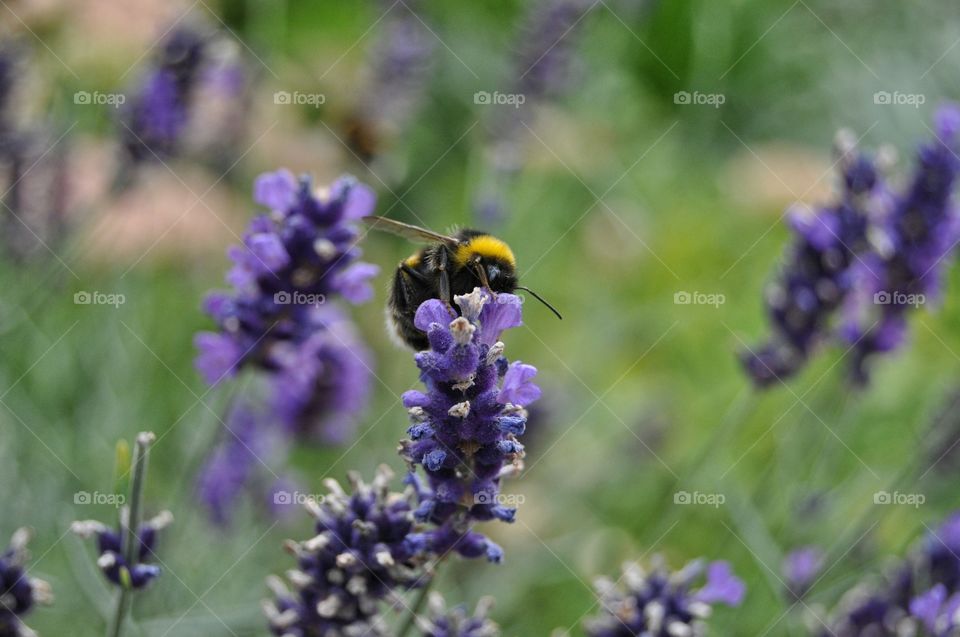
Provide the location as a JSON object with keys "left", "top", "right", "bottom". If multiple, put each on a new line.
{"left": 363, "top": 216, "right": 459, "bottom": 248}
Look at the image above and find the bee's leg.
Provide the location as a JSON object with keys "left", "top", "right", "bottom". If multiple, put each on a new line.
{"left": 438, "top": 249, "right": 455, "bottom": 316}
{"left": 473, "top": 257, "right": 491, "bottom": 290}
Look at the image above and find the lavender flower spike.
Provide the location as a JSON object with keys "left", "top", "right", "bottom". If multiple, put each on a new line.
{"left": 843, "top": 104, "right": 960, "bottom": 383}
{"left": 416, "top": 592, "right": 500, "bottom": 637}
{"left": 584, "top": 557, "right": 745, "bottom": 637}
{"left": 71, "top": 511, "right": 173, "bottom": 590}
{"left": 741, "top": 131, "right": 880, "bottom": 386}
{"left": 399, "top": 288, "right": 539, "bottom": 563}
{"left": 263, "top": 465, "right": 431, "bottom": 637}
{"left": 119, "top": 25, "right": 209, "bottom": 165}
{"left": 0, "top": 529, "right": 52, "bottom": 637}
{"left": 194, "top": 170, "right": 377, "bottom": 441}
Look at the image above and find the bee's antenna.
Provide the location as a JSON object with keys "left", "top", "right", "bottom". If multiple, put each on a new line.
{"left": 515, "top": 286, "right": 562, "bottom": 320}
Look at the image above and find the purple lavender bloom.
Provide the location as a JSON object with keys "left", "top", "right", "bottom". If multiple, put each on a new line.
{"left": 194, "top": 170, "right": 378, "bottom": 442}
{"left": 270, "top": 306, "right": 373, "bottom": 444}
{"left": 782, "top": 546, "right": 824, "bottom": 600}
{"left": 823, "top": 510, "right": 960, "bottom": 636}
{"left": 0, "top": 529, "right": 51, "bottom": 637}
{"left": 742, "top": 133, "right": 880, "bottom": 387}
{"left": 71, "top": 511, "right": 173, "bottom": 590}
{"left": 120, "top": 25, "right": 209, "bottom": 164}
{"left": 398, "top": 288, "right": 538, "bottom": 563}
{"left": 196, "top": 402, "right": 279, "bottom": 526}
{"left": 262, "top": 465, "right": 431, "bottom": 637}
{"left": 842, "top": 104, "right": 960, "bottom": 383}
{"left": 909, "top": 584, "right": 960, "bottom": 636}
{"left": 416, "top": 593, "right": 500, "bottom": 637}
{"left": 584, "top": 558, "right": 745, "bottom": 636}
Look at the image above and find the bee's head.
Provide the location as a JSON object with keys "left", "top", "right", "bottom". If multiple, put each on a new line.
{"left": 454, "top": 234, "right": 518, "bottom": 293}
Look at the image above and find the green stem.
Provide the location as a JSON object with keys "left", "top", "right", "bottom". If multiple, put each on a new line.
{"left": 107, "top": 432, "right": 155, "bottom": 637}
{"left": 396, "top": 577, "right": 435, "bottom": 637}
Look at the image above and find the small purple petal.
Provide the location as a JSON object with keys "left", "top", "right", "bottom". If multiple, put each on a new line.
{"left": 332, "top": 262, "right": 380, "bottom": 304}
{"left": 341, "top": 181, "right": 377, "bottom": 220}
{"left": 247, "top": 232, "right": 290, "bottom": 273}
{"left": 414, "top": 299, "right": 453, "bottom": 332}
{"left": 194, "top": 332, "right": 242, "bottom": 385}
{"left": 497, "top": 361, "right": 541, "bottom": 406}
{"left": 402, "top": 390, "right": 430, "bottom": 408}
{"left": 253, "top": 169, "right": 297, "bottom": 210}
{"left": 696, "top": 561, "right": 746, "bottom": 606}
{"left": 477, "top": 293, "right": 523, "bottom": 345}
{"left": 910, "top": 584, "right": 947, "bottom": 633}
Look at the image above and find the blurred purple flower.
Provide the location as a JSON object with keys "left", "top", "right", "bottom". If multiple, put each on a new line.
{"left": 399, "top": 288, "right": 538, "bottom": 563}
{"left": 194, "top": 170, "right": 378, "bottom": 442}
{"left": 585, "top": 558, "right": 744, "bottom": 636}
{"left": 195, "top": 171, "right": 378, "bottom": 524}
{"left": 823, "top": 510, "right": 960, "bottom": 635}
{"left": 196, "top": 402, "right": 279, "bottom": 526}
{"left": 742, "top": 133, "right": 879, "bottom": 387}
{"left": 270, "top": 306, "right": 373, "bottom": 445}
{"left": 842, "top": 104, "right": 960, "bottom": 383}
{"left": 782, "top": 546, "right": 824, "bottom": 601}
{"left": 0, "top": 529, "right": 51, "bottom": 637}
{"left": 120, "top": 25, "right": 209, "bottom": 164}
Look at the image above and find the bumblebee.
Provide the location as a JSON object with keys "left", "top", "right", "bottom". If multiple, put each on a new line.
{"left": 364, "top": 215, "right": 561, "bottom": 350}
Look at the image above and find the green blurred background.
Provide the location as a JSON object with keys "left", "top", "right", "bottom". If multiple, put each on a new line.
{"left": 5, "top": 0, "right": 960, "bottom": 634}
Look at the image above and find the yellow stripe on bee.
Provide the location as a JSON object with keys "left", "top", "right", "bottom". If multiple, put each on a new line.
{"left": 403, "top": 253, "right": 422, "bottom": 267}
{"left": 454, "top": 235, "right": 515, "bottom": 267}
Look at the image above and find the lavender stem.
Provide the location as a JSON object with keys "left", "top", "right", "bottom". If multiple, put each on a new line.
{"left": 107, "top": 432, "right": 155, "bottom": 637}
